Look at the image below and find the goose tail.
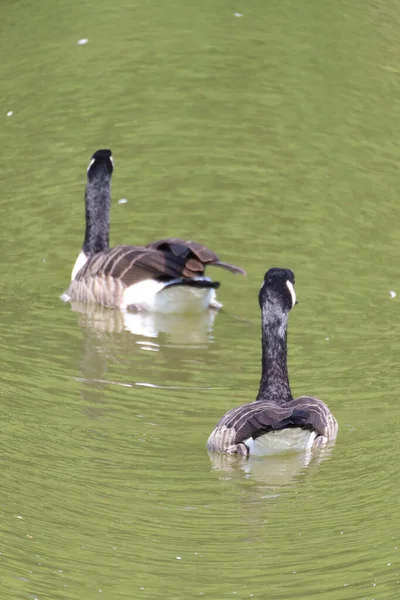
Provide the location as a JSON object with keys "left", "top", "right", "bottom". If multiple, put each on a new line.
{"left": 213, "top": 261, "right": 246, "bottom": 276}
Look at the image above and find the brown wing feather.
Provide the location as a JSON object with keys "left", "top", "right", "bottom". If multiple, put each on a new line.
{"left": 234, "top": 404, "right": 310, "bottom": 443}
{"left": 75, "top": 239, "right": 245, "bottom": 284}
{"left": 147, "top": 238, "right": 246, "bottom": 275}
{"left": 207, "top": 401, "right": 306, "bottom": 452}
{"left": 73, "top": 245, "right": 198, "bottom": 287}
{"left": 207, "top": 396, "right": 337, "bottom": 453}
{"left": 287, "top": 396, "right": 338, "bottom": 440}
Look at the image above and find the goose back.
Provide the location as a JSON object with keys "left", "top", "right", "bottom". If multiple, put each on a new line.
{"left": 207, "top": 395, "right": 338, "bottom": 456}
{"left": 68, "top": 239, "right": 244, "bottom": 311}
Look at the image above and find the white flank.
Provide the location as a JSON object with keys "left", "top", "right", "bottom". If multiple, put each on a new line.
{"left": 122, "top": 279, "right": 219, "bottom": 313}
{"left": 244, "top": 428, "right": 317, "bottom": 457}
{"left": 71, "top": 250, "right": 88, "bottom": 280}
{"left": 286, "top": 280, "right": 296, "bottom": 308}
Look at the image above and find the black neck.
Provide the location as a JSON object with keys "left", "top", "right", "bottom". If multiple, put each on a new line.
{"left": 256, "top": 307, "right": 292, "bottom": 404}
{"left": 82, "top": 165, "right": 111, "bottom": 256}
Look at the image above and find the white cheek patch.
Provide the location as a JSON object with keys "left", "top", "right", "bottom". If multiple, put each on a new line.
{"left": 286, "top": 280, "right": 296, "bottom": 308}
{"left": 87, "top": 158, "right": 95, "bottom": 172}
{"left": 110, "top": 156, "right": 114, "bottom": 167}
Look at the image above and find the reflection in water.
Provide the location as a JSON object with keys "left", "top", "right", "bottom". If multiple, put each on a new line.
{"left": 71, "top": 302, "right": 220, "bottom": 416}
{"left": 69, "top": 301, "right": 217, "bottom": 347}
{"left": 208, "top": 444, "right": 336, "bottom": 486}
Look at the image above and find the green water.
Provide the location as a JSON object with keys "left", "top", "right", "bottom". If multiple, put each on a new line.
{"left": 1, "top": 0, "right": 400, "bottom": 598}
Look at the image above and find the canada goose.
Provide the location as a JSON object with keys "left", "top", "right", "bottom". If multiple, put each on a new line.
{"left": 66, "top": 149, "right": 245, "bottom": 313}
{"left": 207, "top": 268, "right": 338, "bottom": 456}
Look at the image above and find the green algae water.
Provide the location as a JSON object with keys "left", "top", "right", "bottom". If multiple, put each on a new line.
{"left": 1, "top": 0, "right": 400, "bottom": 598}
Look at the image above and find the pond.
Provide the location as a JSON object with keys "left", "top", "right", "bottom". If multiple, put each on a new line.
{"left": 1, "top": 0, "right": 400, "bottom": 598}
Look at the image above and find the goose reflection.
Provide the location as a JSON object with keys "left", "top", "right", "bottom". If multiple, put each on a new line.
{"left": 74, "top": 305, "right": 218, "bottom": 421}
{"left": 69, "top": 301, "right": 217, "bottom": 348}
{"left": 208, "top": 444, "right": 335, "bottom": 486}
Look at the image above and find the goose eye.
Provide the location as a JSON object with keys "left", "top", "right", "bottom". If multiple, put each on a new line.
{"left": 286, "top": 280, "right": 296, "bottom": 308}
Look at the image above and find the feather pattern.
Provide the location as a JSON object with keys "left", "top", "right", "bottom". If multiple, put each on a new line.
{"left": 207, "top": 268, "right": 338, "bottom": 456}
{"left": 207, "top": 396, "right": 338, "bottom": 455}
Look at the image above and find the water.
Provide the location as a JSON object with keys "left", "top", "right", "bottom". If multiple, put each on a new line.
{"left": 1, "top": 0, "right": 400, "bottom": 598}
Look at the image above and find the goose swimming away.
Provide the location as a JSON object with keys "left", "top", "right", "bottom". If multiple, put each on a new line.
{"left": 65, "top": 149, "right": 245, "bottom": 313}
{"left": 207, "top": 268, "right": 338, "bottom": 456}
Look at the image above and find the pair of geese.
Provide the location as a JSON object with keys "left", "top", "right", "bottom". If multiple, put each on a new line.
{"left": 65, "top": 149, "right": 338, "bottom": 457}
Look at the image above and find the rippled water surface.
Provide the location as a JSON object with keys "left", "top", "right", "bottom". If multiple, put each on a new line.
{"left": 2, "top": 0, "right": 400, "bottom": 598}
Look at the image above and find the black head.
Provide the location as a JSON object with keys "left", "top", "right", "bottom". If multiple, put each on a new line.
{"left": 87, "top": 149, "right": 113, "bottom": 177}
{"left": 258, "top": 268, "right": 296, "bottom": 312}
